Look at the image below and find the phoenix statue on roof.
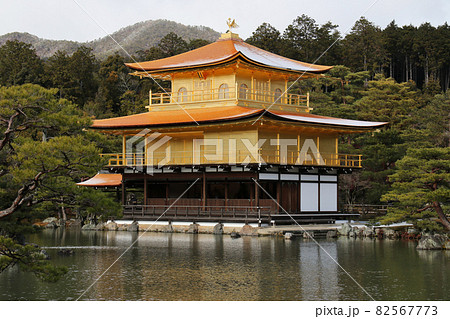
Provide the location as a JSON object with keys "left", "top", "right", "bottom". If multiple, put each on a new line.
{"left": 226, "top": 18, "right": 239, "bottom": 31}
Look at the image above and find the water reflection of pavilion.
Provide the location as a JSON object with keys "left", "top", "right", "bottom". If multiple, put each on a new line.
{"left": 89, "top": 232, "right": 342, "bottom": 300}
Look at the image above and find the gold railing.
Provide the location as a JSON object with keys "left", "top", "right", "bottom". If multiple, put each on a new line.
{"left": 149, "top": 87, "right": 309, "bottom": 109}
{"left": 260, "top": 151, "right": 362, "bottom": 167}
{"left": 100, "top": 151, "right": 362, "bottom": 168}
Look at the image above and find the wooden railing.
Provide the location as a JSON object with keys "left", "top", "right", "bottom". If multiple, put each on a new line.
{"left": 343, "top": 204, "right": 389, "bottom": 216}
{"left": 149, "top": 87, "right": 309, "bottom": 109}
{"left": 123, "top": 205, "right": 272, "bottom": 223}
{"left": 100, "top": 151, "right": 362, "bottom": 168}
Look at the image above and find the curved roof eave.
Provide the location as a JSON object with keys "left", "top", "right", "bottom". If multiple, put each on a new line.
{"left": 127, "top": 54, "right": 327, "bottom": 78}
{"left": 91, "top": 107, "right": 388, "bottom": 131}
{"left": 90, "top": 106, "right": 265, "bottom": 130}
{"left": 125, "top": 38, "right": 332, "bottom": 74}
{"left": 77, "top": 173, "right": 122, "bottom": 187}
{"left": 265, "top": 111, "right": 388, "bottom": 129}
{"left": 126, "top": 52, "right": 241, "bottom": 74}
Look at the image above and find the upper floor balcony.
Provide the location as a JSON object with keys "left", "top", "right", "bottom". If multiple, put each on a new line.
{"left": 100, "top": 151, "right": 362, "bottom": 169}
{"left": 147, "top": 86, "right": 310, "bottom": 113}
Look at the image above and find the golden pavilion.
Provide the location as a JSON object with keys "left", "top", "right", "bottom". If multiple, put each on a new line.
{"left": 79, "top": 29, "right": 386, "bottom": 225}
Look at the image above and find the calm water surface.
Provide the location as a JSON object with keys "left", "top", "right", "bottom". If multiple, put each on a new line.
{"left": 0, "top": 229, "right": 448, "bottom": 301}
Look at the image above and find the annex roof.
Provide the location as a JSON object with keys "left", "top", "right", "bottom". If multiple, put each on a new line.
{"left": 91, "top": 107, "right": 387, "bottom": 130}
{"left": 77, "top": 173, "right": 122, "bottom": 187}
{"left": 125, "top": 34, "right": 332, "bottom": 74}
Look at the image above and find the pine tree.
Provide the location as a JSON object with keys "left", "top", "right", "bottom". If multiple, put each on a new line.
{"left": 381, "top": 148, "right": 450, "bottom": 231}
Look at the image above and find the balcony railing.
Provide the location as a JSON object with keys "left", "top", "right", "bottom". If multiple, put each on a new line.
{"left": 100, "top": 151, "right": 362, "bottom": 168}
{"left": 149, "top": 87, "right": 309, "bottom": 109}
{"left": 123, "top": 204, "right": 273, "bottom": 223}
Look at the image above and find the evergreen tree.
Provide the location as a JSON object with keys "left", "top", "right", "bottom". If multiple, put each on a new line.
{"left": 353, "top": 76, "right": 418, "bottom": 128}
{"left": 68, "top": 46, "right": 99, "bottom": 106}
{"left": 246, "top": 23, "right": 282, "bottom": 54}
{"left": 315, "top": 21, "right": 342, "bottom": 65}
{"left": 342, "top": 17, "right": 385, "bottom": 73}
{"left": 158, "top": 32, "right": 189, "bottom": 57}
{"left": 381, "top": 148, "right": 450, "bottom": 231}
{"left": 398, "top": 25, "right": 417, "bottom": 83}
{"left": 382, "top": 21, "right": 402, "bottom": 79}
{"left": 0, "top": 84, "right": 120, "bottom": 219}
{"left": 96, "top": 53, "right": 130, "bottom": 115}
{"left": 188, "top": 39, "right": 210, "bottom": 50}
{"left": 0, "top": 84, "right": 121, "bottom": 281}
{"left": 414, "top": 23, "right": 439, "bottom": 87}
{"left": 0, "top": 40, "right": 43, "bottom": 86}
{"left": 0, "top": 236, "right": 67, "bottom": 282}
{"left": 283, "top": 14, "right": 320, "bottom": 61}
{"left": 44, "top": 46, "right": 99, "bottom": 106}
{"left": 44, "top": 50, "right": 72, "bottom": 99}
{"left": 403, "top": 91, "right": 450, "bottom": 148}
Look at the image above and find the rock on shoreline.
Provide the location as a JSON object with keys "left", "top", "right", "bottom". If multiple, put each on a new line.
{"left": 416, "top": 234, "right": 449, "bottom": 250}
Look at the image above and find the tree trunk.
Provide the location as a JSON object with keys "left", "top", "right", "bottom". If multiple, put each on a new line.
{"left": 0, "top": 179, "right": 39, "bottom": 219}
{"left": 389, "top": 59, "right": 393, "bottom": 78}
{"left": 405, "top": 56, "right": 409, "bottom": 82}
{"left": 433, "top": 202, "right": 450, "bottom": 231}
{"left": 446, "top": 66, "right": 450, "bottom": 91}
{"left": 60, "top": 196, "right": 67, "bottom": 227}
{"left": 363, "top": 54, "right": 367, "bottom": 71}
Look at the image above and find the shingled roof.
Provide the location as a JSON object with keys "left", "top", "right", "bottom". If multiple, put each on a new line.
{"left": 125, "top": 33, "right": 332, "bottom": 74}
{"left": 91, "top": 106, "right": 387, "bottom": 130}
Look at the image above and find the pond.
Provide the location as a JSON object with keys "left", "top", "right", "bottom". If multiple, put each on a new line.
{"left": 0, "top": 229, "right": 448, "bottom": 301}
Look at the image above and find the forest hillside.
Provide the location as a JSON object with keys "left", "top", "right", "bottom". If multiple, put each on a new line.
{"left": 0, "top": 19, "right": 220, "bottom": 59}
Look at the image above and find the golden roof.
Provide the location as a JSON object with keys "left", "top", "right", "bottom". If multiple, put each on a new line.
{"left": 125, "top": 35, "right": 332, "bottom": 75}
{"left": 91, "top": 106, "right": 387, "bottom": 130}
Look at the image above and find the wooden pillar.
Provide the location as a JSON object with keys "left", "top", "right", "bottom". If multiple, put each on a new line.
{"left": 165, "top": 181, "right": 169, "bottom": 206}
{"left": 250, "top": 181, "right": 255, "bottom": 207}
{"left": 122, "top": 134, "right": 126, "bottom": 165}
{"left": 316, "top": 136, "right": 325, "bottom": 165}
{"left": 337, "top": 175, "right": 340, "bottom": 212}
{"left": 144, "top": 174, "right": 147, "bottom": 206}
{"left": 276, "top": 180, "right": 281, "bottom": 213}
{"left": 224, "top": 178, "right": 228, "bottom": 209}
{"left": 144, "top": 134, "right": 148, "bottom": 166}
{"left": 284, "top": 78, "right": 288, "bottom": 104}
{"left": 202, "top": 172, "right": 207, "bottom": 209}
{"left": 318, "top": 177, "right": 321, "bottom": 213}
{"left": 335, "top": 137, "right": 339, "bottom": 166}
{"left": 121, "top": 180, "right": 125, "bottom": 205}
{"left": 254, "top": 176, "right": 259, "bottom": 208}
{"left": 276, "top": 133, "right": 280, "bottom": 163}
{"left": 251, "top": 73, "right": 254, "bottom": 100}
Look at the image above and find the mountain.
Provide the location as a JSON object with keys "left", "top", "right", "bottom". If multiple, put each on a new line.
{"left": 0, "top": 19, "right": 220, "bottom": 59}
{"left": 0, "top": 32, "right": 82, "bottom": 58}
{"left": 89, "top": 20, "right": 220, "bottom": 58}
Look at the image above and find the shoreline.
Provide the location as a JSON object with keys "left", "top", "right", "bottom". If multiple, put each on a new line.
{"left": 35, "top": 218, "right": 450, "bottom": 249}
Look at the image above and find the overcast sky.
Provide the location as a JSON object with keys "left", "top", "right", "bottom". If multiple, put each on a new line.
{"left": 0, "top": 0, "right": 448, "bottom": 42}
